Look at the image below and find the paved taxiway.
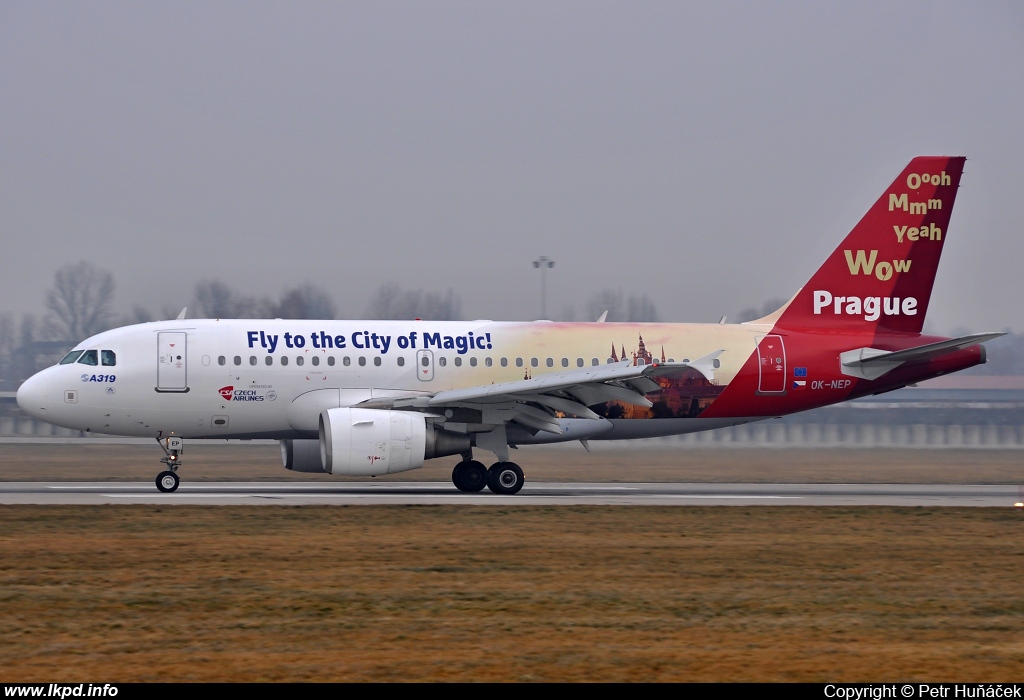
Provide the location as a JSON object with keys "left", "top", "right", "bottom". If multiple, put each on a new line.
{"left": 0, "top": 481, "right": 1019, "bottom": 506}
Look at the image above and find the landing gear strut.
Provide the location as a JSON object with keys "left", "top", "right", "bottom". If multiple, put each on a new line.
{"left": 155, "top": 436, "right": 183, "bottom": 493}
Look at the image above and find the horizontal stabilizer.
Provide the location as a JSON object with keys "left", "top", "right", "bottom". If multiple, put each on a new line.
{"left": 840, "top": 332, "right": 1004, "bottom": 380}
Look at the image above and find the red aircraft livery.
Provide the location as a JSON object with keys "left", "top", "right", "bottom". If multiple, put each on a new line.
{"left": 16, "top": 156, "right": 1004, "bottom": 494}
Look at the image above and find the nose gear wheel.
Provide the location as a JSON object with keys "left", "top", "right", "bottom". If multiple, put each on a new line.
{"left": 156, "top": 470, "right": 180, "bottom": 492}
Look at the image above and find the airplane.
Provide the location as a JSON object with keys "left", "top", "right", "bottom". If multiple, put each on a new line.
{"left": 16, "top": 156, "right": 1004, "bottom": 494}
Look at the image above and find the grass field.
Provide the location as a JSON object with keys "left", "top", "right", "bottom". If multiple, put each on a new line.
{"left": 1, "top": 505, "right": 1023, "bottom": 681}
{"left": 1, "top": 444, "right": 1022, "bottom": 681}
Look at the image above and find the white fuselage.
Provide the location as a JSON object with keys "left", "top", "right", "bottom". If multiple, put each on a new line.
{"left": 16, "top": 318, "right": 763, "bottom": 441}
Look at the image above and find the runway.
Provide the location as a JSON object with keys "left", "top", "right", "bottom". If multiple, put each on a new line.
{"left": 0, "top": 481, "right": 1020, "bottom": 506}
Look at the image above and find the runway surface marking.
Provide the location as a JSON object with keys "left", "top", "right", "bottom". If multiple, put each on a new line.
{"left": 3, "top": 482, "right": 1018, "bottom": 506}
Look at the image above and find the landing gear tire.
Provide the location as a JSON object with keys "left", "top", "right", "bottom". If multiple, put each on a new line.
{"left": 156, "top": 470, "right": 180, "bottom": 493}
{"left": 487, "top": 462, "right": 524, "bottom": 495}
{"left": 452, "top": 460, "right": 488, "bottom": 492}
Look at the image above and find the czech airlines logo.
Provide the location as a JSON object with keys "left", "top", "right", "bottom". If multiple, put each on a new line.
{"left": 217, "top": 385, "right": 266, "bottom": 402}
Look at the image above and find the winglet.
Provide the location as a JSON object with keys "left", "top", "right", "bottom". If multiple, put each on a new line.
{"left": 595, "top": 310, "right": 608, "bottom": 323}
{"left": 176, "top": 307, "right": 187, "bottom": 320}
{"left": 686, "top": 349, "right": 724, "bottom": 381}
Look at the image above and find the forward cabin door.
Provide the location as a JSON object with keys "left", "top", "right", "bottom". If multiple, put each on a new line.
{"left": 157, "top": 332, "right": 189, "bottom": 392}
{"left": 756, "top": 334, "right": 786, "bottom": 394}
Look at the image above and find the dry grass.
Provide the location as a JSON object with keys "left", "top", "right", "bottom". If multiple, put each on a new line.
{"left": 1, "top": 505, "right": 1023, "bottom": 681}
{"left": 1, "top": 443, "right": 1023, "bottom": 483}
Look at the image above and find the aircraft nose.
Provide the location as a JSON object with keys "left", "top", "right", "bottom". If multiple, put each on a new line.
{"left": 16, "top": 371, "right": 51, "bottom": 420}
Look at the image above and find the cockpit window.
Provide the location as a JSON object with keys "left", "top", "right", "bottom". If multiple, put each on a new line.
{"left": 77, "top": 350, "right": 99, "bottom": 366}
{"left": 101, "top": 350, "right": 116, "bottom": 366}
{"left": 59, "top": 350, "right": 84, "bottom": 365}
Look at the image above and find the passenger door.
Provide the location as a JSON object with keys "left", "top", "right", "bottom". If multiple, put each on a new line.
{"left": 157, "top": 332, "right": 189, "bottom": 392}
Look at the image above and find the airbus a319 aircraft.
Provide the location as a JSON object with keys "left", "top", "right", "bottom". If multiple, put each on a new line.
{"left": 17, "top": 156, "right": 1002, "bottom": 494}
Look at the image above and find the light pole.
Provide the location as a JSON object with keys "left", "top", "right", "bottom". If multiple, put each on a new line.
{"left": 532, "top": 256, "right": 555, "bottom": 319}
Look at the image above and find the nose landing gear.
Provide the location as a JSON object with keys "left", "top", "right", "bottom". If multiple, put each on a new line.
{"left": 155, "top": 436, "right": 183, "bottom": 493}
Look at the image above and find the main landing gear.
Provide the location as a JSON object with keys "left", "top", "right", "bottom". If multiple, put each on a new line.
{"left": 452, "top": 459, "right": 525, "bottom": 495}
{"left": 155, "top": 436, "right": 183, "bottom": 493}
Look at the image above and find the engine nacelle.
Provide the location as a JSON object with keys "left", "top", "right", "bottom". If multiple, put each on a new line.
{"left": 319, "top": 407, "right": 427, "bottom": 476}
{"left": 280, "top": 439, "right": 327, "bottom": 473}
{"left": 317, "top": 408, "right": 473, "bottom": 476}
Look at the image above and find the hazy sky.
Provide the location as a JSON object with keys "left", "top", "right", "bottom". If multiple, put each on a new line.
{"left": 2, "top": 1, "right": 1022, "bottom": 333}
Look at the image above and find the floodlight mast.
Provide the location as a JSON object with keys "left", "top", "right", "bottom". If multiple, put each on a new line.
{"left": 532, "top": 256, "right": 555, "bottom": 320}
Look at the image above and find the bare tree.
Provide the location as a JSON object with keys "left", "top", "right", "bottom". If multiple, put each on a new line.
{"left": 192, "top": 281, "right": 275, "bottom": 319}
{"left": 365, "top": 284, "right": 462, "bottom": 320}
{"left": 584, "top": 289, "right": 659, "bottom": 322}
{"left": 44, "top": 262, "right": 116, "bottom": 340}
{"left": 19, "top": 314, "right": 37, "bottom": 347}
{"left": 193, "top": 281, "right": 239, "bottom": 318}
{"left": 0, "top": 314, "right": 14, "bottom": 380}
{"left": 274, "top": 284, "right": 336, "bottom": 320}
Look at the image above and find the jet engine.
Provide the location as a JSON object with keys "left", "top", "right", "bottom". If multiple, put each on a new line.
{"left": 280, "top": 437, "right": 328, "bottom": 473}
{"left": 317, "top": 407, "right": 470, "bottom": 476}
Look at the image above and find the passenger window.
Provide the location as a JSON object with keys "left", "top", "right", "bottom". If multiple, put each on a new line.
{"left": 577, "top": 358, "right": 584, "bottom": 367}
{"left": 607, "top": 357, "right": 614, "bottom": 364}
{"left": 421, "top": 356, "right": 429, "bottom": 366}
{"left": 312, "top": 356, "right": 320, "bottom": 366}
{"left": 516, "top": 358, "right": 523, "bottom": 368}
{"left": 327, "top": 356, "right": 335, "bottom": 366}
{"left": 531, "top": 358, "right": 538, "bottom": 367}
{"left": 265, "top": 356, "right": 273, "bottom": 366}
{"left": 546, "top": 358, "right": 553, "bottom": 367}
{"left": 485, "top": 357, "right": 492, "bottom": 367}
{"left": 439, "top": 357, "right": 447, "bottom": 367}
{"left": 561, "top": 358, "right": 569, "bottom": 368}
{"left": 343, "top": 357, "right": 350, "bottom": 366}
{"left": 59, "top": 350, "right": 84, "bottom": 365}
{"left": 592, "top": 358, "right": 599, "bottom": 366}
{"left": 77, "top": 350, "right": 98, "bottom": 366}
{"left": 250, "top": 356, "right": 257, "bottom": 366}
{"left": 470, "top": 357, "right": 477, "bottom": 367}
{"left": 281, "top": 356, "right": 289, "bottom": 366}
{"left": 358, "top": 357, "right": 366, "bottom": 367}
{"left": 101, "top": 350, "right": 116, "bottom": 366}
{"left": 397, "top": 357, "right": 405, "bottom": 367}
{"left": 218, "top": 356, "right": 226, "bottom": 366}
{"left": 296, "top": 356, "right": 304, "bottom": 366}
{"left": 501, "top": 357, "right": 508, "bottom": 367}
{"left": 373, "top": 357, "right": 381, "bottom": 367}
{"left": 454, "top": 357, "right": 462, "bottom": 367}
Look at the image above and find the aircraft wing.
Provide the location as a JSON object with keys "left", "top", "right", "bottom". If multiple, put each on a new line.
{"left": 358, "top": 349, "right": 723, "bottom": 434}
{"left": 840, "top": 332, "right": 1004, "bottom": 380}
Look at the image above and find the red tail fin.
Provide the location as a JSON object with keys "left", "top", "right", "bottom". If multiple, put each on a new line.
{"left": 775, "top": 156, "right": 965, "bottom": 334}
